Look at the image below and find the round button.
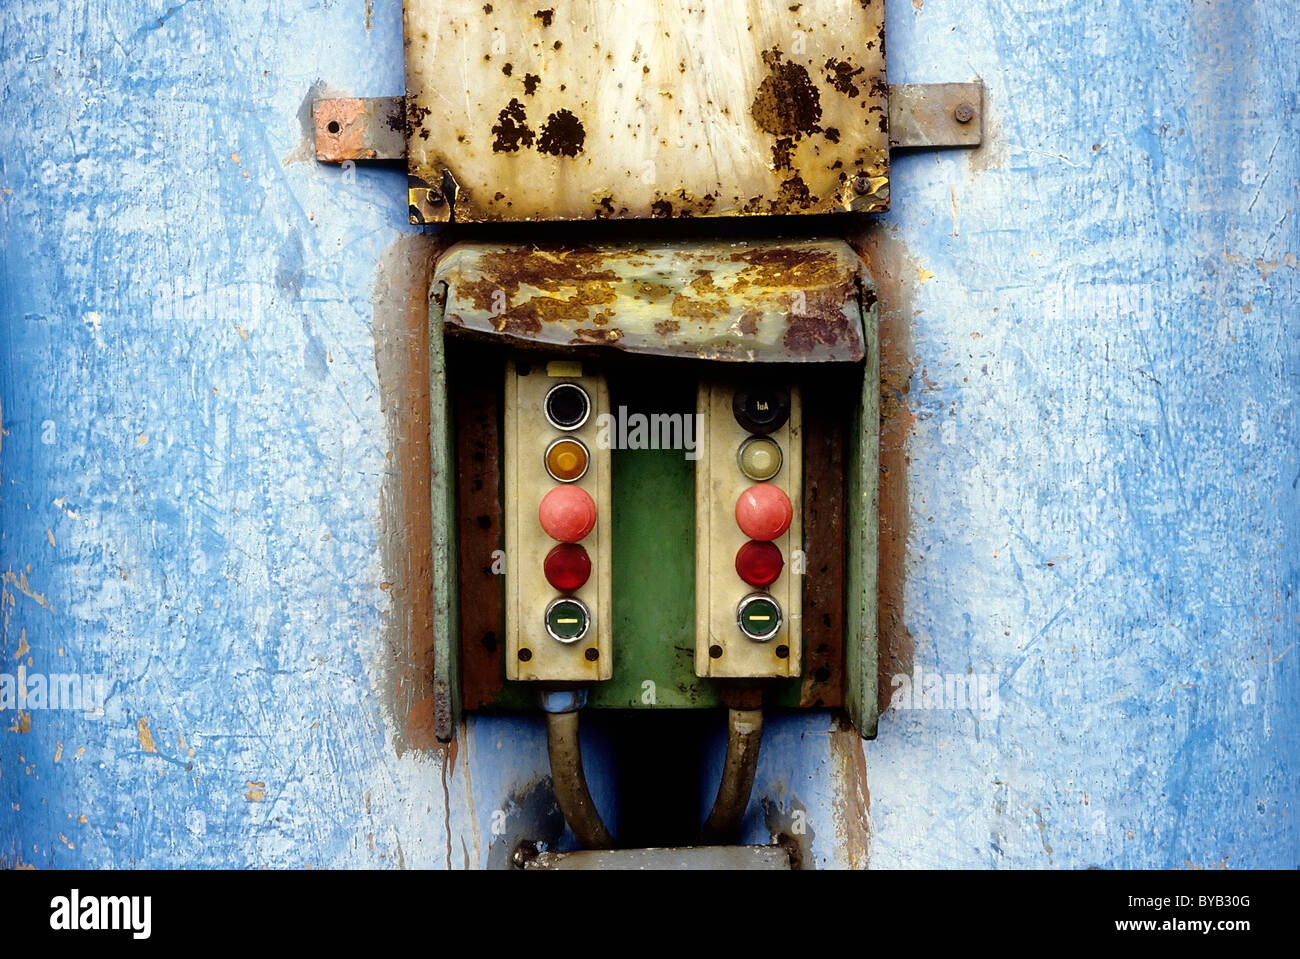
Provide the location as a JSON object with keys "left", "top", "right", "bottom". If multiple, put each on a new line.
{"left": 545, "top": 597, "right": 590, "bottom": 644}
{"left": 544, "top": 382, "right": 591, "bottom": 430}
{"left": 736, "top": 593, "right": 782, "bottom": 642}
{"left": 544, "top": 543, "right": 592, "bottom": 591}
{"left": 737, "top": 436, "right": 782, "bottom": 481}
{"left": 735, "top": 484, "right": 793, "bottom": 540}
{"left": 735, "top": 540, "right": 784, "bottom": 588}
{"left": 539, "top": 485, "right": 597, "bottom": 542}
{"left": 545, "top": 438, "right": 589, "bottom": 482}
{"left": 732, "top": 386, "right": 790, "bottom": 435}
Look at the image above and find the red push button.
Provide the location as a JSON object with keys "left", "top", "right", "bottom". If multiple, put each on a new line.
{"left": 735, "top": 484, "right": 792, "bottom": 541}
{"left": 544, "top": 542, "right": 592, "bottom": 591}
{"left": 735, "top": 540, "right": 784, "bottom": 588}
{"left": 539, "top": 485, "right": 597, "bottom": 542}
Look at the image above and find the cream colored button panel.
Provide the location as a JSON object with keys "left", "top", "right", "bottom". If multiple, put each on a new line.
{"left": 694, "top": 383, "right": 802, "bottom": 678}
{"left": 504, "top": 358, "right": 612, "bottom": 681}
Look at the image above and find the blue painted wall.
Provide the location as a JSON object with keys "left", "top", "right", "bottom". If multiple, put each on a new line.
{"left": 1, "top": 0, "right": 1295, "bottom": 868}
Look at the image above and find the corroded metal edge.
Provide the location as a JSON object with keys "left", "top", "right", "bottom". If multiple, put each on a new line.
{"left": 433, "top": 239, "right": 868, "bottom": 363}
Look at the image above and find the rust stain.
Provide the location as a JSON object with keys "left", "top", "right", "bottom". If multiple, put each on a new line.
{"left": 537, "top": 109, "right": 586, "bottom": 157}
{"left": 670, "top": 292, "right": 723, "bottom": 322}
{"left": 372, "top": 235, "right": 447, "bottom": 755}
{"left": 825, "top": 57, "right": 865, "bottom": 97}
{"left": 830, "top": 717, "right": 870, "bottom": 868}
{"left": 751, "top": 48, "right": 822, "bottom": 137}
{"left": 727, "top": 246, "right": 840, "bottom": 287}
{"left": 455, "top": 248, "right": 621, "bottom": 310}
{"left": 634, "top": 280, "right": 674, "bottom": 300}
{"left": 244, "top": 781, "right": 266, "bottom": 802}
{"left": 569, "top": 327, "right": 624, "bottom": 345}
{"left": 490, "top": 98, "right": 535, "bottom": 153}
{"left": 849, "top": 225, "right": 918, "bottom": 713}
{"left": 136, "top": 717, "right": 157, "bottom": 754}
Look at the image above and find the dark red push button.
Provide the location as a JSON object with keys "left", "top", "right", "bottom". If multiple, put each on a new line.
{"left": 735, "top": 540, "right": 783, "bottom": 587}
{"left": 544, "top": 543, "right": 592, "bottom": 591}
{"left": 735, "top": 484, "right": 792, "bottom": 540}
{"left": 539, "top": 485, "right": 597, "bottom": 542}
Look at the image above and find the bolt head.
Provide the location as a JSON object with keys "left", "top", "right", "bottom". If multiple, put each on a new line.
{"left": 954, "top": 102, "right": 975, "bottom": 124}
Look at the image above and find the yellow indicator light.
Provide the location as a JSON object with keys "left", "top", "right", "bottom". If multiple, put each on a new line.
{"left": 737, "top": 436, "right": 782, "bottom": 481}
{"left": 546, "top": 360, "right": 584, "bottom": 378}
{"left": 545, "top": 438, "right": 590, "bottom": 482}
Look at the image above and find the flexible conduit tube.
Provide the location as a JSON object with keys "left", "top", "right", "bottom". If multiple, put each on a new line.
{"left": 545, "top": 708, "right": 615, "bottom": 850}
{"left": 701, "top": 708, "right": 764, "bottom": 844}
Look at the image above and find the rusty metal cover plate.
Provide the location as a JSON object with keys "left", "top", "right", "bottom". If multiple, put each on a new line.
{"left": 433, "top": 239, "right": 868, "bottom": 362}
{"left": 403, "top": 0, "right": 888, "bottom": 224}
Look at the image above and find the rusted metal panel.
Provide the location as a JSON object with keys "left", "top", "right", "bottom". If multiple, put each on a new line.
{"left": 887, "top": 82, "right": 983, "bottom": 150}
{"left": 433, "top": 239, "right": 868, "bottom": 363}
{"left": 402, "top": 0, "right": 888, "bottom": 223}
{"left": 312, "top": 96, "right": 407, "bottom": 162}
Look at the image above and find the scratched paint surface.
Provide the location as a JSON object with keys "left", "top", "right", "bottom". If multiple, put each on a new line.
{"left": 1, "top": 0, "right": 1296, "bottom": 869}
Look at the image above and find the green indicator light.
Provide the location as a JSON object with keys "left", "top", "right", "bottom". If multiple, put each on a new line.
{"left": 736, "top": 593, "right": 782, "bottom": 643}
{"left": 545, "top": 598, "right": 590, "bottom": 644}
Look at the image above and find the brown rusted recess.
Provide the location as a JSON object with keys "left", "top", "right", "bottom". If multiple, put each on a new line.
{"left": 799, "top": 377, "right": 848, "bottom": 708}
{"left": 451, "top": 345, "right": 508, "bottom": 710}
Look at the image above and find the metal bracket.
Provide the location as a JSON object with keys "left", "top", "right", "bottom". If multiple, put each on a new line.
{"left": 315, "top": 83, "right": 984, "bottom": 165}
{"left": 887, "top": 81, "right": 984, "bottom": 150}
{"left": 312, "top": 96, "right": 406, "bottom": 162}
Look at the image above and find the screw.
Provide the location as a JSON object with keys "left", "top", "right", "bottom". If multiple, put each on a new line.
{"left": 954, "top": 102, "right": 975, "bottom": 124}
{"left": 853, "top": 175, "right": 870, "bottom": 195}
{"left": 426, "top": 189, "right": 444, "bottom": 204}
{"left": 512, "top": 841, "right": 538, "bottom": 869}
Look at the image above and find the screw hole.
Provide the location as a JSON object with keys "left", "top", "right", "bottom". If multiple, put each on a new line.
{"left": 327, "top": 120, "right": 341, "bottom": 135}
{"left": 709, "top": 645, "right": 724, "bottom": 659}
{"left": 775, "top": 645, "right": 790, "bottom": 659}
{"left": 518, "top": 648, "right": 532, "bottom": 662}
{"left": 584, "top": 648, "right": 599, "bottom": 661}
